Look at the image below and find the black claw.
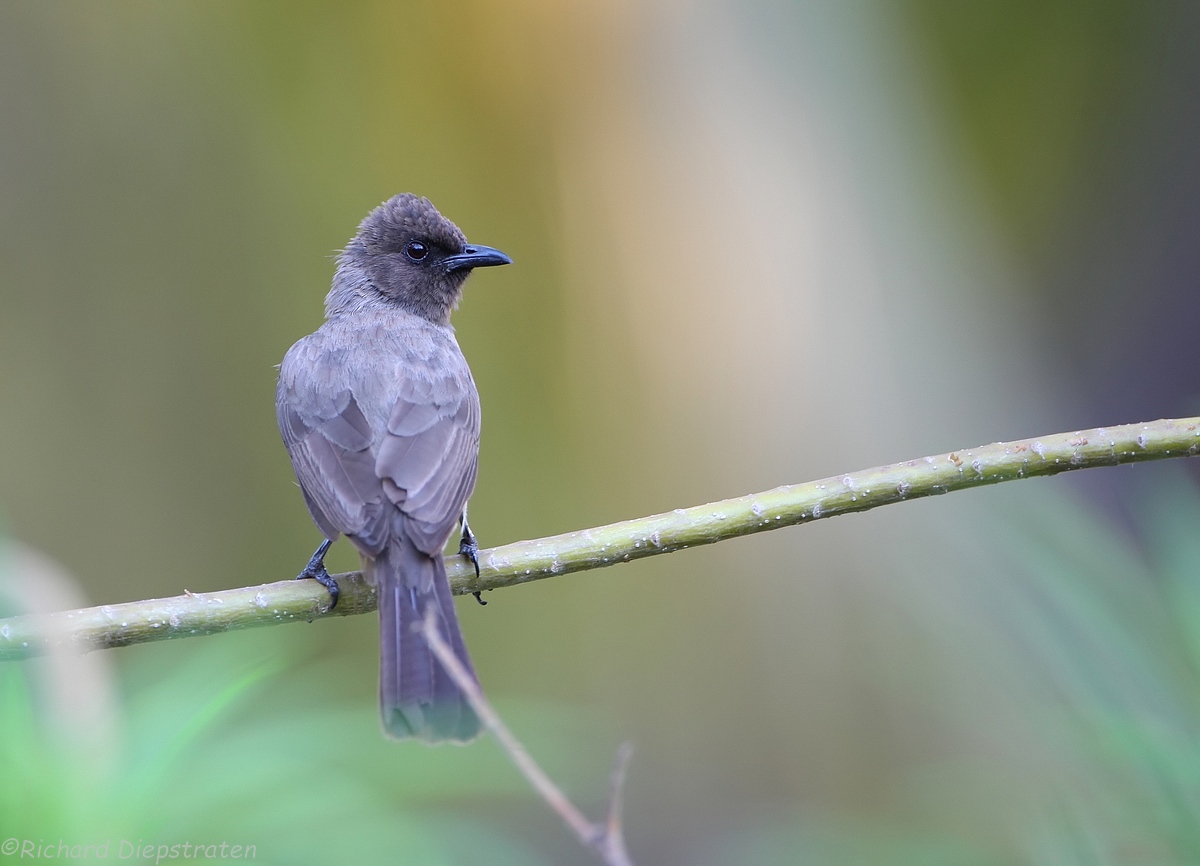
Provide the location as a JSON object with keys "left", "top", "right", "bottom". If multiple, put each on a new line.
{"left": 297, "top": 538, "right": 338, "bottom": 610}
{"left": 459, "top": 517, "right": 486, "bottom": 605}
{"left": 460, "top": 540, "right": 481, "bottom": 580}
{"left": 459, "top": 525, "right": 481, "bottom": 580}
{"left": 309, "top": 569, "right": 339, "bottom": 610}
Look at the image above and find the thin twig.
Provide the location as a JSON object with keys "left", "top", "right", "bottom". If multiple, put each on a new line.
{"left": 603, "top": 743, "right": 634, "bottom": 864}
{"left": 1, "top": 416, "right": 1197, "bottom": 661}
{"left": 418, "top": 608, "right": 636, "bottom": 866}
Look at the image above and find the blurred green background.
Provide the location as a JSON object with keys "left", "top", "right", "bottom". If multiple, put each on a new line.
{"left": 2, "top": 1, "right": 1200, "bottom": 863}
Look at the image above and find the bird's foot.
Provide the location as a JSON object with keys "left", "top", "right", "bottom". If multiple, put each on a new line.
{"left": 297, "top": 538, "right": 339, "bottom": 610}
{"left": 458, "top": 523, "right": 487, "bottom": 606}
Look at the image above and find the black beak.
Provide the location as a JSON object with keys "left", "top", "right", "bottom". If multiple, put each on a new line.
{"left": 442, "top": 244, "right": 512, "bottom": 273}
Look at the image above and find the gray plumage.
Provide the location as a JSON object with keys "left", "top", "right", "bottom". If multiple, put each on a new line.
{"left": 276, "top": 194, "right": 510, "bottom": 743}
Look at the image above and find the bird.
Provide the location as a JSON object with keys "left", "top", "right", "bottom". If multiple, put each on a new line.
{"left": 276, "top": 193, "right": 510, "bottom": 742}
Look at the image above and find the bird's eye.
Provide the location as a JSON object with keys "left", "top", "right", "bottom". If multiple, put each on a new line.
{"left": 404, "top": 241, "right": 428, "bottom": 262}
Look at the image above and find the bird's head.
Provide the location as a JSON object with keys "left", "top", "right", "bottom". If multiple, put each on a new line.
{"left": 329, "top": 193, "right": 511, "bottom": 323}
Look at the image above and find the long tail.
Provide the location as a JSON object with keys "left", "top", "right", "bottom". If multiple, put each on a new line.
{"left": 374, "top": 537, "right": 481, "bottom": 743}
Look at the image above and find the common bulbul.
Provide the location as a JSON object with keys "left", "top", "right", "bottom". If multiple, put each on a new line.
{"left": 276, "top": 194, "right": 509, "bottom": 742}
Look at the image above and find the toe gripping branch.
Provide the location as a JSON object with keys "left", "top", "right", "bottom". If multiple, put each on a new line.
{"left": 459, "top": 519, "right": 487, "bottom": 606}
{"left": 297, "top": 520, "right": 485, "bottom": 614}
{"left": 298, "top": 538, "right": 339, "bottom": 610}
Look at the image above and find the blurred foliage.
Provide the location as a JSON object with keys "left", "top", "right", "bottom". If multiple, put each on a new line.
{"left": 696, "top": 475, "right": 1200, "bottom": 865}
{"left": 0, "top": 621, "right": 618, "bottom": 864}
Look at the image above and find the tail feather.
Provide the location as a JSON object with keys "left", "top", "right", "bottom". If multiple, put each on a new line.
{"left": 376, "top": 538, "right": 481, "bottom": 743}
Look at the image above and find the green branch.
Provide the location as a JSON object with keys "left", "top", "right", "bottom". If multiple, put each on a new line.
{"left": 3, "top": 416, "right": 1197, "bottom": 662}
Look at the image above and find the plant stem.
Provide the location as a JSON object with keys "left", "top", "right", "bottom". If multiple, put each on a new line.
{"left": 2, "top": 416, "right": 1196, "bottom": 662}
{"left": 419, "top": 609, "right": 636, "bottom": 865}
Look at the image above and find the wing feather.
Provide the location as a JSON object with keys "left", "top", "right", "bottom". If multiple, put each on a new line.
{"left": 377, "top": 388, "right": 479, "bottom": 556}
{"left": 278, "top": 329, "right": 480, "bottom": 561}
